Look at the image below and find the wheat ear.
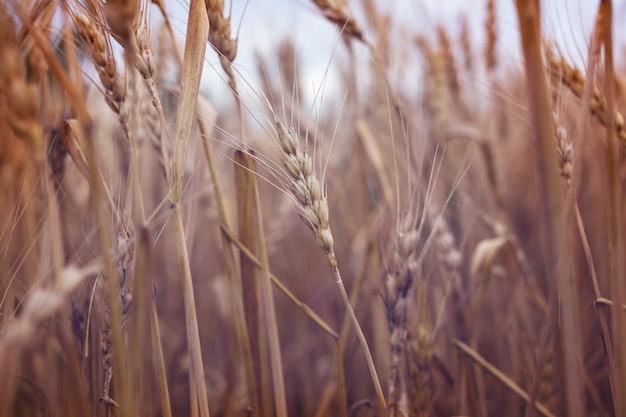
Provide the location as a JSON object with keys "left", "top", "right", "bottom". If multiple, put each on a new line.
{"left": 384, "top": 213, "right": 419, "bottom": 415}
{"left": 275, "top": 117, "right": 386, "bottom": 416}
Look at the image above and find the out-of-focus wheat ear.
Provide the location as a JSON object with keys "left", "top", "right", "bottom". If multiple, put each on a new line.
{"left": 431, "top": 50, "right": 448, "bottom": 136}
{"left": 431, "top": 211, "right": 462, "bottom": 288}
{"left": 103, "top": 0, "right": 141, "bottom": 61}
{"left": 311, "top": 0, "right": 365, "bottom": 42}
{"left": 406, "top": 327, "right": 433, "bottom": 417}
{"left": 206, "top": 0, "right": 238, "bottom": 81}
{"left": 545, "top": 47, "right": 626, "bottom": 145}
{"left": 20, "top": 7, "right": 89, "bottom": 126}
{"left": 437, "top": 25, "right": 460, "bottom": 102}
{"left": 485, "top": 0, "right": 497, "bottom": 72}
{"left": 552, "top": 112, "right": 573, "bottom": 188}
{"left": 0, "top": 265, "right": 98, "bottom": 417}
{"left": 515, "top": 2, "right": 583, "bottom": 417}
{"left": 148, "top": 0, "right": 184, "bottom": 66}
{"left": 459, "top": 15, "right": 472, "bottom": 73}
{"left": 537, "top": 343, "right": 558, "bottom": 414}
{"left": 384, "top": 212, "right": 419, "bottom": 416}
{"left": 415, "top": 34, "right": 433, "bottom": 62}
{"left": 277, "top": 38, "right": 302, "bottom": 106}
{"left": 0, "top": 31, "right": 43, "bottom": 159}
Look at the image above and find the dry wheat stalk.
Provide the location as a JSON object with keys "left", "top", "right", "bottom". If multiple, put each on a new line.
{"left": 516, "top": 2, "right": 583, "bottom": 415}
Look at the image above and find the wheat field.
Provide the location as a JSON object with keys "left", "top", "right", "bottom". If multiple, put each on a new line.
{"left": 0, "top": 0, "right": 625, "bottom": 416}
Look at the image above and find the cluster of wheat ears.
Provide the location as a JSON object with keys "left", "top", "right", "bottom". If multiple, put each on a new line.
{"left": 1, "top": 0, "right": 626, "bottom": 416}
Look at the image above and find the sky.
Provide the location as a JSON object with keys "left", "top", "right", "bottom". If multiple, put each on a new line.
{"left": 161, "top": 0, "right": 625, "bottom": 112}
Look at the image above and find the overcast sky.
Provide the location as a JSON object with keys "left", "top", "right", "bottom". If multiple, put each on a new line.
{"left": 163, "top": 0, "right": 625, "bottom": 111}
